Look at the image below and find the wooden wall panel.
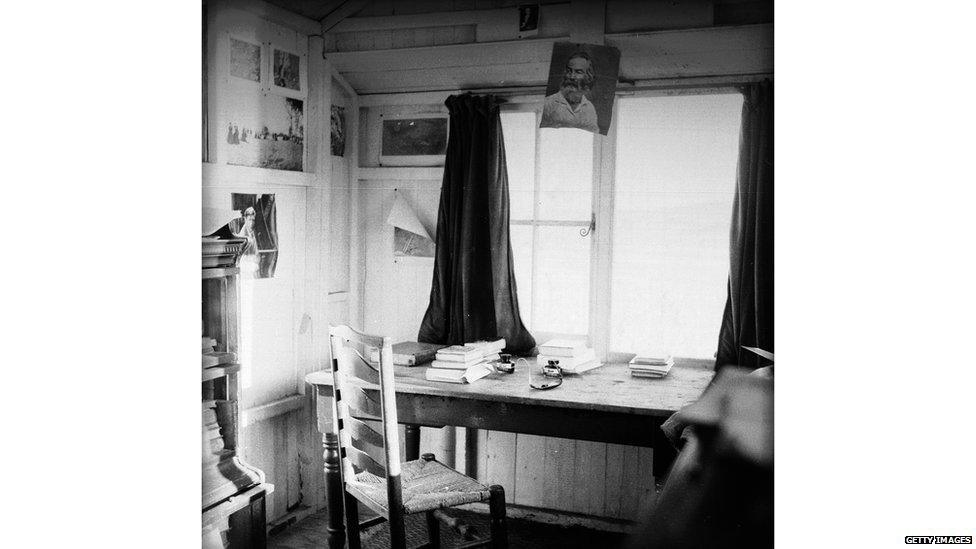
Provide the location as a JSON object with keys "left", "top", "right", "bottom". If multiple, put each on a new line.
{"left": 605, "top": 0, "right": 714, "bottom": 33}
{"left": 329, "top": 161, "right": 351, "bottom": 293}
{"left": 513, "top": 434, "right": 546, "bottom": 506}
{"left": 573, "top": 441, "right": 608, "bottom": 516}
{"left": 330, "top": 24, "right": 770, "bottom": 94}
{"left": 543, "top": 437, "right": 576, "bottom": 510}
{"left": 328, "top": 38, "right": 555, "bottom": 73}
{"left": 608, "top": 24, "right": 773, "bottom": 81}
{"left": 483, "top": 431, "right": 516, "bottom": 489}
{"left": 342, "top": 62, "right": 549, "bottom": 94}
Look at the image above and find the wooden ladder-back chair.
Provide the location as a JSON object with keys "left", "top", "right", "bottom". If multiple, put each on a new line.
{"left": 328, "top": 325, "right": 508, "bottom": 549}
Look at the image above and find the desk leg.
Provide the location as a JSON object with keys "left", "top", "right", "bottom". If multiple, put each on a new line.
{"left": 323, "top": 432, "right": 346, "bottom": 549}
{"left": 405, "top": 424, "right": 421, "bottom": 461}
{"left": 464, "top": 428, "right": 479, "bottom": 478}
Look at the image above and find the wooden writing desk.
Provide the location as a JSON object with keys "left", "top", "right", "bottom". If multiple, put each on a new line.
{"left": 306, "top": 358, "right": 713, "bottom": 548}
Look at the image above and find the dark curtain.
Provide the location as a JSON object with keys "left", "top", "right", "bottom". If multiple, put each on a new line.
{"left": 418, "top": 94, "right": 536, "bottom": 354}
{"left": 715, "top": 81, "right": 773, "bottom": 371}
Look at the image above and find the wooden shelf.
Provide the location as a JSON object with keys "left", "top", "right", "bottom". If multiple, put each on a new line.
{"left": 202, "top": 266, "right": 240, "bottom": 279}
{"left": 203, "top": 363, "right": 242, "bottom": 382}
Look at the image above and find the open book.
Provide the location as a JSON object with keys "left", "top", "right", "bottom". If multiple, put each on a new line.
{"left": 425, "top": 362, "right": 494, "bottom": 384}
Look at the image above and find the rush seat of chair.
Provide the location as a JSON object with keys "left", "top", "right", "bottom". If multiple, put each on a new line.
{"left": 348, "top": 458, "right": 492, "bottom": 515}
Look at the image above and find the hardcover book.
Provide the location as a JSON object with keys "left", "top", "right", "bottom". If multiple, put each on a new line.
{"left": 370, "top": 341, "right": 447, "bottom": 366}
{"left": 538, "top": 338, "right": 589, "bottom": 357}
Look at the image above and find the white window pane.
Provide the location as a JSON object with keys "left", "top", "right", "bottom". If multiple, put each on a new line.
{"left": 538, "top": 128, "right": 592, "bottom": 221}
{"left": 533, "top": 226, "right": 590, "bottom": 334}
{"left": 500, "top": 111, "right": 537, "bottom": 220}
{"left": 611, "top": 94, "right": 743, "bottom": 359}
{"left": 509, "top": 224, "right": 534, "bottom": 329}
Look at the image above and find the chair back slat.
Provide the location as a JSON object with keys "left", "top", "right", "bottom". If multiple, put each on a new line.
{"left": 338, "top": 419, "right": 387, "bottom": 468}
{"left": 336, "top": 346, "right": 380, "bottom": 385}
{"left": 345, "top": 444, "right": 388, "bottom": 478}
{"left": 329, "top": 325, "right": 404, "bottom": 517}
{"left": 345, "top": 415, "right": 387, "bottom": 456}
{"left": 339, "top": 385, "right": 383, "bottom": 421}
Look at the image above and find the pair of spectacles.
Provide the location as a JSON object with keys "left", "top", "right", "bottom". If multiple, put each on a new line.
{"left": 530, "top": 360, "right": 562, "bottom": 390}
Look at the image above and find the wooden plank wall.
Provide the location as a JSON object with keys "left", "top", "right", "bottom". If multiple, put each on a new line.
{"left": 204, "top": 0, "right": 352, "bottom": 524}
{"left": 323, "top": 0, "right": 772, "bottom": 94}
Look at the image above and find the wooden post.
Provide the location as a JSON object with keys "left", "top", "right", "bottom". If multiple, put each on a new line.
{"left": 464, "top": 428, "right": 479, "bottom": 478}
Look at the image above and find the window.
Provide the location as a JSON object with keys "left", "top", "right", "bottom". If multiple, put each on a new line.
{"left": 501, "top": 111, "right": 593, "bottom": 338}
{"left": 610, "top": 93, "right": 743, "bottom": 358}
{"left": 501, "top": 91, "right": 743, "bottom": 359}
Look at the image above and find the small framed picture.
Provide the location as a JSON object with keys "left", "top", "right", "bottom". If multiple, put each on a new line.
{"left": 518, "top": 4, "right": 540, "bottom": 38}
{"left": 379, "top": 113, "right": 449, "bottom": 166}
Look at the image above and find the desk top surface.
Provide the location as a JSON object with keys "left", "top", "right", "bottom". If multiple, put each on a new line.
{"left": 306, "top": 357, "right": 714, "bottom": 417}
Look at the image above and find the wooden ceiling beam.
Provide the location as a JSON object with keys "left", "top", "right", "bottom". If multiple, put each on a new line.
{"left": 320, "top": 0, "right": 371, "bottom": 33}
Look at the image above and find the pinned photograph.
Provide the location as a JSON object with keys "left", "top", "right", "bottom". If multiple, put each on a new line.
{"left": 540, "top": 42, "right": 621, "bottom": 135}
{"left": 230, "top": 38, "right": 261, "bottom": 82}
{"left": 331, "top": 105, "right": 345, "bottom": 157}
{"left": 379, "top": 114, "right": 449, "bottom": 166}
{"left": 273, "top": 48, "right": 301, "bottom": 91}
{"left": 229, "top": 193, "right": 278, "bottom": 279}
{"left": 226, "top": 95, "right": 304, "bottom": 171}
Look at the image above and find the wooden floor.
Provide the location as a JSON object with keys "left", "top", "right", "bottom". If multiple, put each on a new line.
{"left": 269, "top": 507, "right": 628, "bottom": 549}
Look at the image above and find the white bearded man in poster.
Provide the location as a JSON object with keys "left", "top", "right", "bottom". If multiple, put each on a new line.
{"left": 542, "top": 50, "right": 600, "bottom": 133}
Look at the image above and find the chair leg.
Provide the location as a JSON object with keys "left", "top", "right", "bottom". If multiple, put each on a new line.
{"left": 488, "top": 485, "right": 507, "bottom": 549}
{"left": 425, "top": 510, "right": 441, "bottom": 549}
{"left": 343, "top": 492, "right": 362, "bottom": 549}
{"left": 389, "top": 506, "right": 407, "bottom": 549}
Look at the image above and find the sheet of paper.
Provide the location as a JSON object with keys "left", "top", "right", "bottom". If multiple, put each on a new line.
{"left": 386, "top": 193, "right": 432, "bottom": 240}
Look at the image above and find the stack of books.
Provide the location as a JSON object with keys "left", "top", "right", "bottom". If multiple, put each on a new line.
{"left": 425, "top": 339, "right": 505, "bottom": 384}
{"left": 537, "top": 339, "right": 601, "bottom": 374}
{"left": 629, "top": 354, "right": 674, "bottom": 378}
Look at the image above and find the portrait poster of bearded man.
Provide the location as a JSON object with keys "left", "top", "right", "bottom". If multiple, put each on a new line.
{"left": 540, "top": 42, "right": 621, "bottom": 135}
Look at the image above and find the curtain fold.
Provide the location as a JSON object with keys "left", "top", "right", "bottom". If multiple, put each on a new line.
{"left": 715, "top": 81, "right": 774, "bottom": 371}
{"left": 418, "top": 94, "right": 536, "bottom": 354}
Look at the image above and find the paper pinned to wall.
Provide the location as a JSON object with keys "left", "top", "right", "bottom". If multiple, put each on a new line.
{"left": 387, "top": 193, "right": 436, "bottom": 258}
{"left": 387, "top": 193, "right": 432, "bottom": 240}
